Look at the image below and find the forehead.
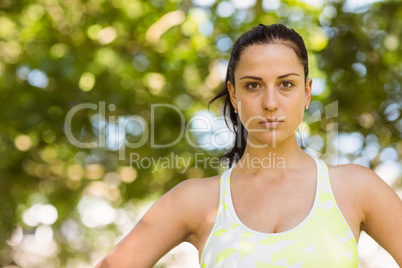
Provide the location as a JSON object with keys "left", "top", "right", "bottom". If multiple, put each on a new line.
{"left": 235, "top": 44, "right": 303, "bottom": 77}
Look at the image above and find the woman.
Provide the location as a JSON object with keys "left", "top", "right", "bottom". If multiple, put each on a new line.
{"left": 96, "top": 24, "right": 402, "bottom": 267}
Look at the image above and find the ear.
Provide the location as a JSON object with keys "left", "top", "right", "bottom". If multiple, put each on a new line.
{"left": 304, "top": 78, "right": 312, "bottom": 109}
{"left": 227, "top": 81, "right": 238, "bottom": 111}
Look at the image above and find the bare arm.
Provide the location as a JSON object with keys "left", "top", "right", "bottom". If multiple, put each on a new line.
{"left": 95, "top": 179, "right": 203, "bottom": 268}
{"left": 356, "top": 165, "right": 402, "bottom": 266}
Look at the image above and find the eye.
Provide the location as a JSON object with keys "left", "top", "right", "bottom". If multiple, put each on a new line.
{"left": 246, "top": 82, "right": 260, "bottom": 90}
{"left": 280, "top": 81, "right": 294, "bottom": 89}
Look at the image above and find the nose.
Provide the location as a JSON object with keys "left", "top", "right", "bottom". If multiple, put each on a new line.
{"left": 262, "top": 87, "right": 278, "bottom": 111}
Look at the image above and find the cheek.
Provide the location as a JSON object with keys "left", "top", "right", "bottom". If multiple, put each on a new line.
{"left": 290, "top": 99, "right": 305, "bottom": 116}
{"left": 288, "top": 92, "right": 306, "bottom": 110}
{"left": 236, "top": 97, "right": 257, "bottom": 126}
{"left": 238, "top": 95, "right": 256, "bottom": 110}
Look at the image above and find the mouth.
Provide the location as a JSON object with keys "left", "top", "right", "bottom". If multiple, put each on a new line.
{"left": 258, "top": 116, "right": 285, "bottom": 128}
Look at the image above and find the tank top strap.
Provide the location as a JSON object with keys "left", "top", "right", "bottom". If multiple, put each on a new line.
{"left": 315, "top": 157, "right": 356, "bottom": 238}
{"left": 314, "top": 157, "right": 333, "bottom": 196}
{"left": 313, "top": 157, "right": 325, "bottom": 192}
{"left": 217, "top": 166, "right": 233, "bottom": 216}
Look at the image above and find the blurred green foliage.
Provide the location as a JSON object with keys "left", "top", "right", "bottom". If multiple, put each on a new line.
{"left": 0, "top": 0, "right": 401, "bottom": 267}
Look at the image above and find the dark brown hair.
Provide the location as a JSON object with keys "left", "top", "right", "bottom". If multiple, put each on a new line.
{"left": 208, "top": 23, "right": 309, "bottom": 167}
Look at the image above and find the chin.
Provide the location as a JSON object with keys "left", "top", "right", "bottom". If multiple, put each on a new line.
{"left": 247, "top": 132, "right": 287, "bottom": 147}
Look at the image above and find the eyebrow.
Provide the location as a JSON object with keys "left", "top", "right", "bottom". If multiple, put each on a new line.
{"left": 239, "top": 73, "right": 300, "bottom": 80}
{"left": 278, "top": 73, "right": 300, "bottom": 79}
{"left": 239, "top": 76, "right": 263, "bottom": 81}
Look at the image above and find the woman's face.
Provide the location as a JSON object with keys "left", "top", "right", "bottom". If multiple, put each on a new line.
{"left": 228, "top": 43, "right": 312, "bottom": 147}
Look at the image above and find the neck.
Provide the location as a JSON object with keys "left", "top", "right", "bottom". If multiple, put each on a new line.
{"left": 236, "top": 133, "right": 310, "bottom": 173}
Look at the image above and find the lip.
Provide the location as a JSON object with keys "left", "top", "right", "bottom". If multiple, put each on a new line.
{"left": 258, "top": 116, "right": 285, "bottom": 128}
{"left": 259, "top": 121, "right": 283, "bottom": 128}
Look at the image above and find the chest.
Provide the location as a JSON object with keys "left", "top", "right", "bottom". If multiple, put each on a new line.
{"left": 230, "top": 176, "right": 317, "bottom": 234}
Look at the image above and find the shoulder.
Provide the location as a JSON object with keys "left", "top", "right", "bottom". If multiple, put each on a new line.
{"left": 327, "top": 162, "right": 374, "bottom": 179}
{"left": 327, "top": 163, "right": 402, "bottom": 264}
{"left": 327, "top": 162, "right": 390, "bottom": 198}
{"left": 327, "top": 162, "right": 401, "bottom": 220}
{"left": 138, "top": 172, "right": 222, "bottom": 237}
{"left": 327, "top": 162, "right": 390, "bottom": 191}
{"left": 163, "top": 173, "right": 222, "bottom": 228}
{"left": 169, "top": 173, "right": 221, "bottom": 202}
{"left": 325, "top": 163, "right": 372, "bottom": 222}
